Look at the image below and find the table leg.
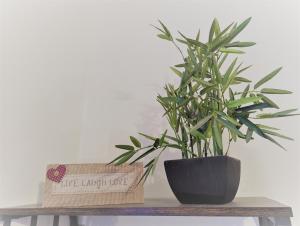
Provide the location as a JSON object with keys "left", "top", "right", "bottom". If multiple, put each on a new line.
{"left": 30, "top": 216, "right": 38, "bottom": 226}
{"left": 69, "top": 216, "right": 79, "bottom": 226}
{"left": 259, "top": 217, "right": 292, "bottom": 226}
{"left": 53, "top": 215, "right": 59, "bottom": 226}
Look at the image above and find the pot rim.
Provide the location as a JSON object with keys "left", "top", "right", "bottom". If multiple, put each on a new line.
{"left": 164, "top": 155, "right": 240, "bottom": 164}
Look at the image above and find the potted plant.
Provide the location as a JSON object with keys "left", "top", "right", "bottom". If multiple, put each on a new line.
{"left": 110, "top": 18, "right": 298, "bottom": 204}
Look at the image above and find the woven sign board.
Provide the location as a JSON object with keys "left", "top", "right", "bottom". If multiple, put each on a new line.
{"left": 43, "top": 163, "right": 144, "bottom": 207}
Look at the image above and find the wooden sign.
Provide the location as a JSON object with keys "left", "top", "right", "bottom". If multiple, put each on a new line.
{"left": 43, "top": 163, "right": 144, "bottom": 207}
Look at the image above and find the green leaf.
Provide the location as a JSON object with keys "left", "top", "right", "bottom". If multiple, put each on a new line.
{"left": 236, "top": 103, "right": 273, "bottom": 112}
{"left": 261, "top": 88, "right": 292, "bottom": 94}
{"left": 115, "top": 145, "right": 135, "bottom": 151}
{"left": 246, "top": 128, "right": 253, "bottom": 143}
{"left": 256, "top": 109, "right": 299, "bottom": 118}
{"left": 226, "top": 17, "right": 252, "bottom": 43}
{"left": 263, "top": 134, "right": 286, "bottom": 151}
{"left": 258, "top": 94, "right": 279, "bottom": 109}
{"left": 190, "top": 129, "right": 206, "bottom": 140}
{"left": 234, "top": 77, "right": 251, "bottom": 83}
{"left": 209, "top": 23, "right": 234, "bottom": 52}
{"left": 216, "top": 111, "right": 241, "bottom": 126}
{"left": 159, "top": 130, "right": 168, "bottom": 146}
{"left": 219, "top": 48, "right": 245, "bottom": 54}
{"left": 218, "top": 53, "right": 228, "bottom": 69}
{"left": 192, "top": 77, "right": 214, "bottom": 87}
{"left": 170, "top": 67, "right": 182, "bottom": 77}
{"left": 138, "top": 164, "right": 153, "bottom": 184}
{"left": 158, "top": 20, "right": 172, "bottom": 37}
{"left": 261, "top": 129, "right": 293, "bottom": 141}
{"left": 241, "top": 84, "right": 250, "bottom": 98}
{"left": 200, "top": 84, "right": 218, "bottom": 95}
{"left": 209, "top": 18, "right": 221, "bottom": 41}
{"left": 273, "top": 109, "right": 298, "bottom": 116}
{"left": 216, "top": 117, "right": 244, "bottom": 137}
{"left": 212, "top": 118, "right": 223, "bottom": 149}
{"left": 237, "top": 65, "right": 252, "bottom": 75}
{"left": 108, "top": 151, "right": 133, "bottom": 165}
{"left": 115, "top": 152, "right": 135, "bottom": 165}
{"left": 190, "top": 115, "right": 212, "bottom": 131}
{"left": 138, "top": 133, "right": 156, "bottom": 141}
{"left": 227, "top": 96, "right": 262, "bottom": 108}
{"left": 179, "top": 32, "right": 208, "bottom": 50}
{"left": 130, "top": 147, "right": 156, "bottom": 164}
{"left": 130, "top": 136, "right": 141, "bottom": 148}
{"left": 257, "top": 124, "right": 280, "bottom": 131}
{"left": 229, "top": 88, "right": 235, "bottom": 100}
{"left": 223, "top": 58, "right": 237, "bottom": 87}
{"left": 157, "top": 34, "right": 172, "bottom": 41}
{"left": 237, "top": 115, "right": 264, "bottom": 137}
{"left": 225, "top": 41, "right": 256, "bottom": 48}
{"left": 254, "top": 67, "right": 282, "bottom": 89}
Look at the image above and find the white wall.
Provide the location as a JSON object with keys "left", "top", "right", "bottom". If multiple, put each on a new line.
{"left": 0, "top": 0, "right": 299, "bottom": 226}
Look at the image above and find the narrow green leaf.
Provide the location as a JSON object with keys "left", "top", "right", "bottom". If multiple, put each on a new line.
{"left": 158, "top": 20, "right": 171, "bottom": 37}
{"left": 115, "top": 145, "right": 135, "bottom": 151}
{"left": 130, "top": 147, "right": 156, "bottom": 164}
{"left": 218, "top": 53, "right": 228, "bottom": 69}
{"left": 237, "top": 115, "right": 264, "bottom": 137}
{"left": 256, "top": 109, "right": 299, "bottom": 118}
{"left": 273, "top": 108, "right": 298, "bottom": 116}
{"left": 257, "top": 124, "right": 280, "bottom": 131}
{"left": 225, "top": 41, "right": 256, "bottom": 48}
{"left": 219, "top": 48, "right": 245, "bottom": 54}
{"left": 130, "top": 136, "right": 141, "bottom": 148}
{"left": 241, "top": 84, "right": 250, "bottom": 98}
{"left": 170, "top": 67, "right": 182, "bottom": 77}
{"left": 159, "top": 130, "right": 168, "bottom": 146}
{"left": 190, "top": 129, "right": 206, "bottom": 140}
{"left": 209, "top": 18, "right": 220, "bottom": 41}
{"left": 254, "top": 67, "right": 282, "bottom": 89}
{"left": 229, "top": 88, "right": 235, "bottom": 100}
{"left": 157, "top": 34, "right": 172, "bottom": 41}
{"left": 227, "top": 96, "right": 262, "bottom": 108}
{"left": 216, "top": 117, "right": 244, "bottom": 137}
{"left": 193, "top": 77, "right": 214, "bottom": 87}
{"left": 263, "top": 134, "right": 286, "bottom": 151}
{"left": 226, "top": 17, "right": 252, "bottom": 43}
{"left": 138, "top": 164, "right": 153, "bottom": 185}
{"left": 236, "top": 103, "right": 272, "bottom": 112}
{"left": 258, "top": 94, "right": 279, "bottom": 109}
{"left": 216, "top": 112, "right": 241, "bottom": 126}
{"left": 261, "top": 129, "right": 293, "bottom": 141}
{"left": 237, "top": 65, "right": 252, "bottom": 75}
{"left": 115, "top": 152, "right": 135, "bottom": 165}
{"left": 223, "top": 58, "right": 237, "bottom": 87}
{"left": 108, "top": 151, "right": 133, "bottom": 165}
{"left": 235, "top": 77, "right": 251, "bottom": 83}
{"left": 212, "top": 118, "right": 223, "bottom": 149}
{"left": 261, "top": 88, "right": 292, "bottom": 94}
{"left": 246, "top": 128, "right": 253, "bottom": 143}
{"left": 138, "top": 133, "right": 156, "bottom": 141}
{"left": 191, "top": 115, "right": 213, "bottom": 131}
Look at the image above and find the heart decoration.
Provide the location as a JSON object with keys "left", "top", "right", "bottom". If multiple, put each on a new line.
{"left": 47, "top": 165, "right": 66, "bottom": 183}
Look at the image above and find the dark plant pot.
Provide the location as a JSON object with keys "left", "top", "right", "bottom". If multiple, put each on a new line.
{"left": 164, "top": 156, "right": 240, "bottom": 204}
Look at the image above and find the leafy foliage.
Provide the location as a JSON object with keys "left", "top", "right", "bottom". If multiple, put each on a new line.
{"left": 110, "top": 18, "right": 298, "bottom": 183}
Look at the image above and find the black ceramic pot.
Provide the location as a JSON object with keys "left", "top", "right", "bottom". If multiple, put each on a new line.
{"left": 164, "top": 156, "right": 240, "bottom": 204}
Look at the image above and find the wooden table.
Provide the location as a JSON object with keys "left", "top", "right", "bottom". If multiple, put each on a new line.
{"left": 0, "top": 197, "right": 293, "bottom": 226}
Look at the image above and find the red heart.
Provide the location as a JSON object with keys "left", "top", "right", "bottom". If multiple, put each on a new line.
{"left": 47, "top": 165, "right": 66, "bottom": 183}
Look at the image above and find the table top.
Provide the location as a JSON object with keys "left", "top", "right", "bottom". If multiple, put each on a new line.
{"left": 0, "top": 197, "right": 292, "bottom": 217}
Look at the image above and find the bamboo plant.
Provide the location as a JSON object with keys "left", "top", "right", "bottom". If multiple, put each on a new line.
{"left": 110, "top": 18, "right": 298, "bottom": 183}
